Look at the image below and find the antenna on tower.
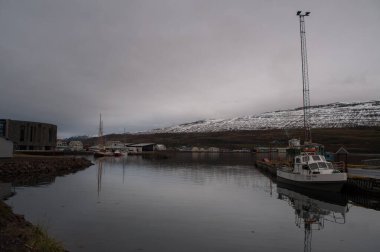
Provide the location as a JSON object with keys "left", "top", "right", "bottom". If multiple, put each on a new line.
{"left": 297, "top": 11, "right": 312, "bottom": 144}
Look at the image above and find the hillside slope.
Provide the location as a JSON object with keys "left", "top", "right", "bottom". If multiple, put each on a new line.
{"left": 149, "top": 101, "right": 380, "bottom": 133}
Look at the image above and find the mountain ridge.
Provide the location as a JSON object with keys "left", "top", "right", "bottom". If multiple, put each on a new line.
{"left": 148, "top": 101, "right": 380, "bottom": 134}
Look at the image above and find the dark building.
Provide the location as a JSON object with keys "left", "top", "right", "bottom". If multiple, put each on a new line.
{"left": 0, "top": 119, "right": 57, "bottom": 150}
{"left": 127, "top": 143, "right": 156, "bottom": 152}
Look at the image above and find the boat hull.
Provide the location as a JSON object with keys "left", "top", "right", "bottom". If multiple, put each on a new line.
{"left": 94, "top": 151, "right": 114, "bottom": 158}
{"left": 277, "top": 170, "right": 347, "bottom": 192}
{"left": 113, "top": 150, "right": 124, "bottom": 157}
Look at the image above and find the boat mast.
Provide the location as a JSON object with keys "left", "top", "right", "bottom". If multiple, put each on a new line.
{"left": 297, "top": 11, "right": 312, "bottom": 144}
{"left": 98, "top": 113, "right": 104, "bottom": 147}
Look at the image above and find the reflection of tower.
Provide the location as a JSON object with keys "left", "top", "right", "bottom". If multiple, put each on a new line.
{"left": 294, "top": 198, "right": 324, "bottom": 252}
{"left": 122, "top": 157, "right": 126, "bottom": 184}
{"left": 277, "top": 185, "right": 348, "bottom": 252}
{"left": 97, "top": 159, "right": 104, "bottom": 197}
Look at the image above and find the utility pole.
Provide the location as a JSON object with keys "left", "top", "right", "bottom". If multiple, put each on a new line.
{"left": 297, "top": 11, "right": 312, "bottom": 144}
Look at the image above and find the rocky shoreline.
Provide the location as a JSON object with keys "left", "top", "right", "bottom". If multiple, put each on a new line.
{"left": 0, "top": 200, "right": 67, "bottom": 252}
{"left": 0, "top": 156, "right": 93, "bottom": 182}
{"left": 0, "top": 156, "right": 93, "bottom": 251}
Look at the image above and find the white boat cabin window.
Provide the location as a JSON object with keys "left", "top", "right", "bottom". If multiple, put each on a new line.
{"left": 312, "top": 155, "right": 321, "bottom": 161}
{"left": 295, "top": 157, "right": 301, "bottom": 163}
{"left": 302, "top": 156, "right": 308, "bottom": 162}
{"left": 317, "top": 162, "right": 328, "bottom": 169}
{"left": 309, "top": 163, "right": 318, "bottom": 170}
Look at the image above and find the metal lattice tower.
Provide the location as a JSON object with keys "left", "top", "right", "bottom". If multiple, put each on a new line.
{"left": 297, "top": 11, "right": 312, "bottom": 144}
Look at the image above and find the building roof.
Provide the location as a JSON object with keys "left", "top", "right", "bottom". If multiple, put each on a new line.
{"left": 336, "top": 147, "right": 349, "bottom": 154}
{"left": 0, "top": 118, "right": 57, "bottom": 127}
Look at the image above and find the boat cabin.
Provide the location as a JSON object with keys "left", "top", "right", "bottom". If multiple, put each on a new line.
{"left": 293, "top": 154, "right": 335, "bottom": 174}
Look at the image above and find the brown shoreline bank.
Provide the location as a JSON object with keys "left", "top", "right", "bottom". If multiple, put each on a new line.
{"left": 0, "top": 156, "right": 93, "bottom": 252}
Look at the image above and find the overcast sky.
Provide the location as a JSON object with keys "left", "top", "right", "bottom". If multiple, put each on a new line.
{"left": 1, "top": 0, "right": 379, "bottom": 138}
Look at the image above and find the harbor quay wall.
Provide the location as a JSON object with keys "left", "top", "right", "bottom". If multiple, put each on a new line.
{"left": 0, "top": 156, "right": 93, "bottom": 181}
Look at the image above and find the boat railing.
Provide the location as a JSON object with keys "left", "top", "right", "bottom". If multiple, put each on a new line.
{"left": 333, "top": 161, "right": 346, "bottom": 172}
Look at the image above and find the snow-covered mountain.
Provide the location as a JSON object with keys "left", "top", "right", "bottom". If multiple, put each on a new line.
{"left": 149, "top": 101, "right": 380, "bottom": 133}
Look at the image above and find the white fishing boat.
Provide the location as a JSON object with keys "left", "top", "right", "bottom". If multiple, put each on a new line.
{"left": 277, "top": 152, "right": 347, "bottom": 192}
{"left": 276, "top": 12, "right": 347, "bottom": 192}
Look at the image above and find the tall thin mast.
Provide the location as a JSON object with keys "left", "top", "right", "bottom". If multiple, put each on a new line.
{"left": 98, "top": 113, "right": 104, "bottom": 146}
{"left": 297, "top": 11, "right": 312, "bottom": 144}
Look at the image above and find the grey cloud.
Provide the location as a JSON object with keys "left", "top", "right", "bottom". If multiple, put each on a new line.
{"left": 1, "top": 0, "right": 379, "bottom": 138}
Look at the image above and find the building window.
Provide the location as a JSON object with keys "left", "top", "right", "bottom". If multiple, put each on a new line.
{"left": 0, "top": 120, "right": 5, "bottom": 137}
{"left": 48, "top": 128, "right": 53, "bottom": 143}
{"left": 20, "top": 126, "right": 25, "bottom": 142}
{"left": 30, "top": 126, "right": 34, "bottom": 142}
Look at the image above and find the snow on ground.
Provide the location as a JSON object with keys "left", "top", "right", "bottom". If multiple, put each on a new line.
{"left": 149, "top": 101, "right": 380, "bottom": 133}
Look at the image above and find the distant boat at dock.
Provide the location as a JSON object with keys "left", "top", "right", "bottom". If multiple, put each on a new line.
{"left": 113, "top": 150, "right": 123, "bottom": 157}
{"left": 94, "top": 149, "right": 114, "bottom": 158}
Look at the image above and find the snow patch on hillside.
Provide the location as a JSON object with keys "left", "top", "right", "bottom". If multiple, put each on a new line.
{"left": 149, "top": 101, "right": 380, "bottom": 133}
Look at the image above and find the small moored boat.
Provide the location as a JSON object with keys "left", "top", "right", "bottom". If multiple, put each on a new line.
{"left": 113, "top": 150, "right": 123, "bottom": 157}
{"left": 277, "top": 153, "right": 347, "bottom": 192}
{"left": 94, "top": 149, "right": 114, "bottom": 158}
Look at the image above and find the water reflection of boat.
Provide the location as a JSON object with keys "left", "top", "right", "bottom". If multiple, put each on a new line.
{"left": 97, "top": 159, "right": 104, "bottom": 197}
{"left": 277, "top": 183, "right": 348, "bottom": 252}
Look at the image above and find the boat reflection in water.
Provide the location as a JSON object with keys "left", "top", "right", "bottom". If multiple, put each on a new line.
{"left": 277, "top": 183, "right": 349, "bottom": 252}
{"left": 95, "top": 156, "right": 128, "bottom": 198}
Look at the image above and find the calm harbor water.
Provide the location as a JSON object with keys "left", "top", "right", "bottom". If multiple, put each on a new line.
{"left": 3, "top": 153, "right": 380, "bottom": 251}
